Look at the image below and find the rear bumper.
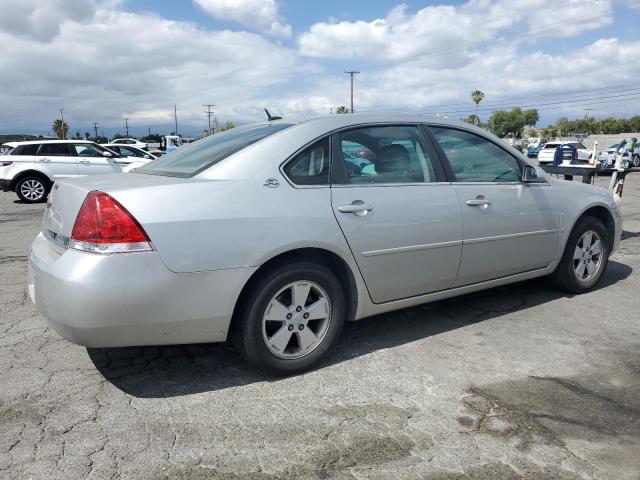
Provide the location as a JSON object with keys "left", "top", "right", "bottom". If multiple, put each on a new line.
{"left": 28, "top": 232, "right": 256, "bottom": 347}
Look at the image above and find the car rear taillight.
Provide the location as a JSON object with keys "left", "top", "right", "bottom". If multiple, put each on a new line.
{"left": 69, "top": 191, "right": 152, "bottom": 253}
{"left": 615, "top": 181, "right": 624, "bottom": 197}
{"left": 1, "top": 161, "right": 13, "bottom": 166}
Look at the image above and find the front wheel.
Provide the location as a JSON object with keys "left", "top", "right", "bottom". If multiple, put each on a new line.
{"left": 234, "top": 261, "right": 346, "bottom": 375}
{"left": 551, "top": 216, "right": 609, "bottom": 293}
{"left": 632, "top": 155, "right": 640, "bottom": 168}
{"left": 16, "top": 176, "right": 49, "bottom": 203}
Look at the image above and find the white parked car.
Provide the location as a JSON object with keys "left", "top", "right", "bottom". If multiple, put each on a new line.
{"left": 537, "top": 141, "right": 592, "bottom": 165}
{"left": 110, "top": 138, "right": 148, "bottom": 150}
{"left": 104, "top": 144, "right": 157, "bottom": 159}
{"left": 0, "top": 140, "right": 140, "bottom": 203}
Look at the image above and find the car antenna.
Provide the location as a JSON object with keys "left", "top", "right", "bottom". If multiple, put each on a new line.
{"left": 265, "top": 108, "right": 282, "bottom": 121}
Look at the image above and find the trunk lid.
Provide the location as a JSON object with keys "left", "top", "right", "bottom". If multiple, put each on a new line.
{"left": 42, "top": 173, "right": 196, "bottom": 254}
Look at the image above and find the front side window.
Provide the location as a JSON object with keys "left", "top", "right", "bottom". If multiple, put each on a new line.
{"left": 337, "top": 125, "right": 436, "bottom": 184}
{"left": 118, "top": 146, "right": 144, "bottom": 157}
{"left": 137, "top": 123, "right": 292, "bottom": 177}
{"left": 38, "top": 143, "right": 71, "bottom": 156}
{"left": 282, "top": 138, "right": 330, "bottom": 186}
{"left": 430, "top": 127, "right": 521, "bottom": 182}
{"left": 73, "top": 144, "right": 106, "bottom": 157}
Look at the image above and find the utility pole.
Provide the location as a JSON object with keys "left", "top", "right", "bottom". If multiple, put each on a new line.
{"left": 59, "top": 108, "right": 65, "bottom": 139}
{"left": 124, "top": 117, "right": 129, "bottom": 137}
{"left": 173, "top": 105, "right": 178, "bottom": 136}
{"left": 203, "top": 104, "right": 215, "bottom": 135}
{"left": 345, "top": 71, "right": 360, "bottom": 113}
{"left": 92, "top": 122, "right": 99, "bottom": 140}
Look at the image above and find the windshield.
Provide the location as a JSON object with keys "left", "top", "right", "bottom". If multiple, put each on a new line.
{"left": 137, "top": 123, "right": 292, "bottom": 177}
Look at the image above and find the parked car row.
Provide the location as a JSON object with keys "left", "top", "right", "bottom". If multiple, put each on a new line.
{"left": 0, "top": 140, "right": 157, "bottom": 203}
{"left": 537, "top": 141, "right": 593, "bottom": 165}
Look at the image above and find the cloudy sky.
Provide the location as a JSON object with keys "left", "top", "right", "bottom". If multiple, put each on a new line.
{"left": 0, "top": 0, "right": 639, "bottom": 137}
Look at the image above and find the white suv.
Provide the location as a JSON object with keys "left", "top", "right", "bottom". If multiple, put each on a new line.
{"left": 0, "top": 140, "right": 141, "bottom": 203}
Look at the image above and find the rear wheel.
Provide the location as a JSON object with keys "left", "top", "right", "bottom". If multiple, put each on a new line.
{"left": 15, "top": 175, "right": 49, "bottom": 203}
{"left": 632, "top": 155, "right": 640, "bottom": 168}
{"left": 552, "top": 216, "right": 609, "bottom": 293}
{"left": 234, "top": 261, "right": 345, "bottom": 375}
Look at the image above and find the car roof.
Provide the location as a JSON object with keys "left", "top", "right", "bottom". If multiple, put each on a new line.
{"left": 7, "top": 139, "right": 94, "bottom": 146}
{"left": 104, "top": 143, "right": 143, "bottom": 149}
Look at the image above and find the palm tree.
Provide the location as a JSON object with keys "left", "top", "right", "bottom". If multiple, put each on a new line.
{"left": 52, "top": 119, "right": 68, "bottom": 139}
{"left": 471, "top": 90, "right": 485, "bottom": 125}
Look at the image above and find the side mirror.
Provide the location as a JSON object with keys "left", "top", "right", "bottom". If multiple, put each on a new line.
{"left": 144, "top": 154, "right": 152, "bottom": 159}
{"left": 522, "top": 165, "right": 543, "bottom": 182}
{"left": 102, "top": 151, "right": 112, "bottom": 157}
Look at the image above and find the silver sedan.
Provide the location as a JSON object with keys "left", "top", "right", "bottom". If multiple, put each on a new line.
{"left": 29, "top": 115, "right": 622, "bottom": 374}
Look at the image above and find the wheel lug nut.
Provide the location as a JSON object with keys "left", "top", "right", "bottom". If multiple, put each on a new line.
{"left": 288, "top": 325, "right": 294, "bottom": 331}
{"left": 303, "top": 313, "right": 309, "bottom": 319}
{"left": 298, "top": 324, "right": 304, "bottom": 330}
{"left": 286, "top": 313, "right": 292, "bottom": 320}
{"left": 296, "top": 306, "right": 302, "bottom": 312}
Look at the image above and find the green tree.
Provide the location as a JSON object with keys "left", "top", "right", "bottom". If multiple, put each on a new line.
{"left": 221, "top": 121, "right": 235, "bottom": 131}
{"left": 471, "top": 90, "right": 485, "bottom": 125}
{"left": 464, "top": 114, "right": 480, "bottom": 126}
{"left": 487, "top": 108, "right": 539, "bottom": 138}
{"left": 335, "top": 106, "right": 349, "bottom": 114}
{"left": 52, "top": 119, "right": 69, "bottom": 139}
{"left": 111, "top": 133, "right": 126, "bottom": 140}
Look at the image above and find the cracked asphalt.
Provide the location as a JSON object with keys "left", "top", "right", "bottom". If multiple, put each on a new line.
{"left": 1, "top": 175, "right": 639, "bottom": 479}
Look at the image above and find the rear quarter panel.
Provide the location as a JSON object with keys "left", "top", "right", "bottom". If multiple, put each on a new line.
{"left": 110, "top": 180, "right": 354, "bottom": 274}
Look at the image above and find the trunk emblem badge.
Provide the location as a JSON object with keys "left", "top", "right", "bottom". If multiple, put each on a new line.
{"left": 263, "top": 178, "right": 280, "bottom": 188}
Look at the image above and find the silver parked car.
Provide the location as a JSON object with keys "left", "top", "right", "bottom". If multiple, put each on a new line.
{"left": 29, "top": 115, "right": 622, "bottom": 374}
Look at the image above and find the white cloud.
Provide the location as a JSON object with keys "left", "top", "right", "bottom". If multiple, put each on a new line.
{"left": 193, "top": 0, "right": 291, "bottom": 37}
{"left": 625, "top": 0, "right": 640, "bottom": 10}
{"left": 0, "top": 0, "right": 96, "bottom": 42}
{"left": 298, "top": 0, "right": 613, "bottom": 61}
{"left": 0, "top": 6, "right": 300, "bottom": 133}
{"left": 0, "top": 0, "right": 637, "bottom": 134}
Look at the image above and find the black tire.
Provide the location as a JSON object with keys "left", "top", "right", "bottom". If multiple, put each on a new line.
{"left": 552, "top": 216, "right": 609, "bottom": 293}
{"left": 15, "top": 175, "right": 49, "bottom": 203}
{"left": 632, "top": 155, "right": 640, "bottom": 168}
{"left": 234, "top": 261, "right": 345, "bottom": 375}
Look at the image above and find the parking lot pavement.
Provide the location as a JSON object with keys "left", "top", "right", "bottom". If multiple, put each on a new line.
{"left": 1, "top": 176, "right": 639, "bottom": 480}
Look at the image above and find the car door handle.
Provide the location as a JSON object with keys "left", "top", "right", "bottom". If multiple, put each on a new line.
{"left": 38, "top": 158, "right": 51, "bottom": 163}
{"left": 466, "top": 197, "right": 491, "bottom": 207}
{"left": 338, "top": 202, "right": 373, "bottom": 215}
{"left": 78, "top": 159, "right": 90, "bottom": 164}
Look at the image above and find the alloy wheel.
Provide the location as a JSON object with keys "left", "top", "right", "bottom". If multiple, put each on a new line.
{"left": 262, "top": 280, "right": 332, "bottom": 359}
{"left": 20, "top": 179, "right": 45, "bottom": 201}
{"left": 573, "top": 230, "right": 603, "bottom": 283}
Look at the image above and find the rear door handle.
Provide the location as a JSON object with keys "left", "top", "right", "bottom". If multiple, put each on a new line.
{"left": 338, "top": 201, "right": 373, "bottom": 216}
{"left": 466, "top": 197, "right": 491, "bottom": 207}
{"left": 38, "top": 158, "right": 51, "bottom": 163}
{"left": 78, "top": 159, "right": 90, "bottom": 164}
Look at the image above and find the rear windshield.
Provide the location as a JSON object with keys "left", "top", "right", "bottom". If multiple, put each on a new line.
{"left": 137, "top": 123, "right": 292, "bottom": 177}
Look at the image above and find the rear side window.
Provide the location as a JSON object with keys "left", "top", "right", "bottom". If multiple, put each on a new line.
{"left": 38, "top": 143, "right": 71, "bottom": 156}
{"left": 430, "top": 127, "right": 521, "bottom": 182}
{"left": 12, "top": 144, "right": 39, "bottom": 155}
{"left": 137, "top": 123, "right": 292, "bottom": 177}
{"left": 283, "top": 138, "right": 330, "bottom": 186}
